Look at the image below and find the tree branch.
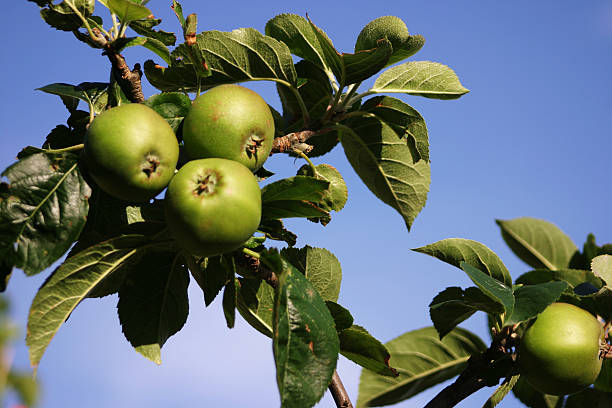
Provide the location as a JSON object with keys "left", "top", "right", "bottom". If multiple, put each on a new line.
{"left": 238, "top": 252, "right": 355, "bottom": 408}
{"left": 90, "top": 28, "right": 145, "bottom": 103}
{"left": 271, "top": 128, "right": 333, "bottom": 154}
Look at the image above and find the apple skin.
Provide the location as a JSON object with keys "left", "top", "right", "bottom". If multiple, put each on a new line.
{"left": 519, "top": 302, "right": 604, "bottom": 396}
{"left": 164, "top": 158, "right": 261, "bottom": 257}
{"left": 84, "top": 103, "right": 179, "bottom": 202}
{"left": 182, "top": 84, "right": 275, "bottom": 171}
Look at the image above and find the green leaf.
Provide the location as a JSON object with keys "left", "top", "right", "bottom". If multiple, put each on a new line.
{"left": 325, "top": 301, "right": 353, "bottom": 332}
{"left": 281, "top": 246, "right": 342, "bottom": 302}
{"left": 342, "top": 39, "right": 393, "bottom": 85}
{"left": 273, "top": 257, "right": 339, "bottom": 408}
{"left": 188, "top": 255, "right": 233, "bottom": 306}
{"left": 339, "top": 114, "right": 430, "bottom": 230}
{"left": 129, "top": 18, "right": 176, "bottom": 46}
{"left": 107, "top": 0, "right": 151, "bottom": 22}
{"left": 357, "top": 327, "right": 486, "bottom": 407}
{"left": 496, "top": 217, "right": 578, "bottom": 270}
{"left": 361, "top": 96, "right": 430, "bottom": 162}
{"left": 460, "top": 262, "right": 514, "bottom": 317}
{"left": 297, "top": 164, "right": 348, "bottom": 212}
{"left": 117, "top": 251, "right": 189, "bottom": 364}
{"left": 339, "top": 325, "right": 398, "bottom": 377}
{"left": 222, "top": 278, "right": 238, "bottom": 329}
{"left": 429, "top": 286, "right": 504, "bottom": 339}
{"left": 370, "top": 61, "right": 469, "bottom": 99}
{"left": 257, "top": 218, "right": 297, "bottom": 246}
{"left": 594, "top": 359, "right": 612, "bottom": 392}
{"left": 505, "top": 281, "right": 568, "bottom": 326}
{"left": 145, "top": 92, "right": 191, "bottom": 132}
{"left": 0, "top": 153, "right": 90, "bottom": 276}
{"left": 262, "top": 200, "right": 329, "bottom": 221}
{"left": 482, "top": 375, "right": 520, "bottom": 408}
{"left": 512, "top": 375, "right": 564, "bottom": 408}
{"left": 261, "top": 176, "right": 329, "bottom": 203}
{"left": 265, "top": 14, "right": 341, "bottom": 84}
{"left": 515, "top": 269, "right": 603, "bottom": 289}
{"left": 145, "top": 28, "right": 296, "bottom": 93}
{"left": 36, "top": 0, "right": 95, "bottom": 32}
{"left": 414, "top": 238, "right": 513, "bottom": 285}
{"left": 6, "top": 371, "right": 39, "bottom": 407}
{"left": 236, "top": 277, "right": 275, "bottom": 337}
{"left": 386, "top": 35, "right": 426, "bottom": 66}
{"left": 592, "top": 255, "right": 612, "bottom": 286}
{"left": 113, "top": 36, "right": 171, "bottom": 65}
{"left": 37, "top": 82, "right": 109, "bottom": 111}
{"left": 26, "top": 234, "right": 169, "bottom": 367}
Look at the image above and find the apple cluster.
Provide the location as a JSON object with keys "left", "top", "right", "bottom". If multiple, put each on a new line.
{"left": 83, "top": 84, "right": 274, "bottom": 257}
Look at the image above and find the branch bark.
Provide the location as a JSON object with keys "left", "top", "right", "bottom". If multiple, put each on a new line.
{"left": 271, "top": 128, "right": 334, "bottom": 154}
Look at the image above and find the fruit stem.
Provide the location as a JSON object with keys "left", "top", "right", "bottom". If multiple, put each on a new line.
{"left": 293, "top": 149, "right": 318, "bottom": 177}
{"left": 44, "top": 144, "right": 85, "bottom": 154}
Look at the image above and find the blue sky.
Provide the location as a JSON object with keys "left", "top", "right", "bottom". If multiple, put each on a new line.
{"left": 2, "top": 1, "right": 612, "bottom": 407}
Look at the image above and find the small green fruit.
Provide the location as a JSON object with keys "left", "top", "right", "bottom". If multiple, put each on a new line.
{"left": 164, "top": 158, "right": 261, "bottom": 257}
{"left": 182, "top": 84, "right": 274, "bottom": 171}
{"left": 84, "top": 104, "right": 179, "bottom": 202}
{"left": 354, "top": 16, "right": 410, "bottom": 53}
{"left": 519, "top": 302, "right": 604, "bottom": 396}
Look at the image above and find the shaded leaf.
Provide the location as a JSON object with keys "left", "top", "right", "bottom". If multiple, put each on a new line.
{"left": 0, "top": 152, "right": 90, "bottom": 276}
{"left": 273, "top": 256, "right": 339, "bottom": 408}
{"left": 114, "top": 36, "right": 171, "bottom": 65}
{"left": 262, "top": 200, "right": 329, "bottom": 221}
{"left": 261, "top": 176, "right": 329, "bottom": 203}
{"left": 37, "top": 82, "right": 109, "bottom": 110}
{"left": 325, "top": 301, "right": 353, "bottom": 332}
{"left": 257, "top": 218, "right": 297, "bottom": 246}
{"left": 342, "top": 39, "right": 393, "bottom": 85}
{"left": 188, "top": 255, "right": 234, "bottom": 306}
{"left": 460, "top": 262, "right": 514, "bottom": 317}
{"left": 429, "top": 286, "right": 504, "bottom": 339}
{"left": 357, "top": 327, "right": 486, "bottom": 407}
{"left": 129, "top": 18, "right": 176, "bottom": 46}
{"left": 339, "top": 114, "right": 430, "bottom": 230}
{"left": 222, "top": 278, "right": 238, "bottom": 329}
{"left": 414, "top": 238, "right": 512, "bottom": 285}
{"left": 512, "top": 375, "right": 564, "bottom": 408}
{"left": 564, "top": 388, "right": 612, "bottom": 408}
{"left": 117, "top": 251, "right": 189, "bottom": 364}
{"left": 236, "top": 277, "right": 274, "bottom": 337}
{"left": 297, "top": 164, "right": 348, "bottom": 212}
{"left": 361, "top": 96, "right": 429, "bottom": 162}
{"left": 515, "top": 269, "right": 603, "bottom": 289}
{"left": 339, "top": 325, "right": 398, "bottom": 377}
{"left": 496, "top": 217, "right": 578, "bottom": 270}
{"left": 482, "top": 375, "right": 520, "bottom": 408}
{"left": 371, "top": 61, "right": 469, "bottom": 99}
{"left": 281, "top": 246, "right": 342, "bottom": 302}
{"left": 505, "top": 281, "right": 568, "bottom": 326}
{"left": 145, "top": 92, "right": 191, "bottom": 132}
{"left": 26, "top": 234, "right": 170, "bottom": 367}
{"left": 36, "top": 0, "right": 95, "bottom": 32}
{"left": 594, "top": 359, "right": 612, "bottom": 392}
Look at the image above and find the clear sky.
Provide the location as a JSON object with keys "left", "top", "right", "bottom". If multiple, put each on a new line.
{"left": 2, "top": 1, "right": 612, "bottom": 407}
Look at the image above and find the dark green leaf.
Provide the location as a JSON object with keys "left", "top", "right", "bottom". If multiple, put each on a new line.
{"left": 297, "top": 164, "right": 348, "bottom": 212}
{"left": 26, "top": 234, "right": 170, "bottom": 367}
{"left": 222, "top": 278, "right": 239, "bottom": 329}
{"left": 0, "top": 153, "right": 90, "bottom": 276}
{"left": 564, "top": 388, "right": 612, "bottom": 408}
{"left": 261, "top": 176, "right": 329, "bottom": 203}
{"left": 145, "top": 92, "right": 191, "bottom": 132}
{"left": 386, "top": 35, "right": 426, "bottom": 66}
{"left": 37, "top": 82, "right": 109, "bottom": 110}
{"left": 594, "top": 359, "right": 612, "bottom": 392}
{"left": 357, "top": 327, "right": 486, "bottom": 407}
{"left": 496, "top": 217, "right": 578, "bottom": 270}
{"left": 107, "top": 0, "right": 151, "bottom": 22}
{"left": 113, "top": 36, "right": 171, "bottom": 65}
{"left": 339, "top": 325, "right": 397, "bottom": 377}
{"left": 236, "top": 277, "right": 274, "bottom": 337}
{"left": 371, "top": 61, "right": 469, "bottom": 99}
{"left": 257, "top": 218, "right": 297, "bottom": 246}
{"left": 273, "top": 257, "right": 339, "bottom": 408}
{"left": 361, "top": 96, "right": 429, "bottom": 162}
{"left": 460, "top": 262, "right": 514, "bottom": 317}
{"left": 188, "top": 255, "right": 234, "bottom": 306}
{"left": 505, "top": 281, "right": 568, "bottom": 326}
{"left": 281, "top": 246, "right": 342, "bottom": 302}
{"left": 429, "top": 286, "right": 504, "bottom": 339}
{"left": 515, "top": 269, "right": 603, "bottom": 289}
{"left": 262, "top": 200, "right": 329, "bottom": 220}
{"left": 325, "top": 301, "right": 353, "bottom": 332}
{"left": 265, "top": 14, "right": 342, "bottom": 84}
{"left": 37, "top": 0, "right": 95, "bottom": 32}
{"left": 117, "top": 251, "right": 189, "bottom": 364}
{"left": 512, "top": 376, "right": 564, "bottom": 408}
{"left": 129, "top": 18, "right": 177, "bottom": 46}
{"left": 414, "top": 238, "right": 513, "bottom": 285}
{"left": 339, "top": 114, "right": 430, "bottom": 230}
{"left": 342, "top": 39, "right": 392, "bottom": 85}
